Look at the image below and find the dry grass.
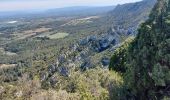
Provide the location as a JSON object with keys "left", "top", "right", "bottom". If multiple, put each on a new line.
{"left": 24, "top": 28, "right": 51, "bottom": 34}
{"left": 0, "top": 64, "right": 17, "bottom": 69}
{"left": 62, "top": 16, "right": 100, "bottom": 26}
{"left": 12, "top": 28, "right": 51, "bottom": 40}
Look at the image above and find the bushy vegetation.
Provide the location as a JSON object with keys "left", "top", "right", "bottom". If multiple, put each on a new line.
{"left": 110, "top": 0, "right": 170, "bottom": 99}
{"left": 0, "top": 68, "right": 123, "bottom": 100}
{"left": 0, "top": 0, "right": 158, "bottom": 99}
{"left": 109, "top": 37, "right": 134, "bottom": 73}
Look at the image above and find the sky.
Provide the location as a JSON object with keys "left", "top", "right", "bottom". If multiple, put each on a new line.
{"left": 0, "top": 0, "right": 142, "bottom": 12}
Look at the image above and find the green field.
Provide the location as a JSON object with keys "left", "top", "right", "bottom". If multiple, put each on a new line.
{"left": 48, "top": 32, "right": 69, "bottom": 39}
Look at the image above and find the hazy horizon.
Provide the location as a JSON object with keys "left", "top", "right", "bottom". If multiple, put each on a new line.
{"left": 0, "top": 0, "right": 142, "bottom": 12}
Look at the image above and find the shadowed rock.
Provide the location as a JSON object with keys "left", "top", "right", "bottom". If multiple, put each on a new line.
{"left": 59, "top": 67, "right": 70, "bottom": 77}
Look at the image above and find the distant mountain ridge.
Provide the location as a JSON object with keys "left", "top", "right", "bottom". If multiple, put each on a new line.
{"left": 0, "top": 6, "right": 116, "bottom": 18}
{"left": 46, "top": 6, "right": 115, "bottom": 15}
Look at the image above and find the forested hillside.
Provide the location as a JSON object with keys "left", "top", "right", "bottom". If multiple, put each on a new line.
{"left": 110, "top": 0, "right": 170, "bottom": 99}
{"left": 0, "top": 0, "right": 163, "bottom": 99}
{"left": 108, "top": 0, "right": 156, "bottom": 29}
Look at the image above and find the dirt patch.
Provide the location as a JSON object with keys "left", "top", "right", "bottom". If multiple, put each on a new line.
{"left": 24, "top": 28, "right": 51, "bottom": 34}
{"left": 0, "top": 64, "right": 17, "bottom": 69}
{"left": 12, "top": 28, "right": 51, "bottom": 40}
{"left": 62, "top": 16, "right": 100, "bottom": 26}
{"left": 48, "top": 32, "right": 69, "bottom": 39}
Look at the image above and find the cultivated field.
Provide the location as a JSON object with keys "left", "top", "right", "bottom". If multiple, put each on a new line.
{"left": 48, "top": 32, "right": 69, "bottom": 39}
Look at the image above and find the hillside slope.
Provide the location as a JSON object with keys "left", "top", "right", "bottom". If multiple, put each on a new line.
{"left": 108, "top": 0, "right": 156, "bottom": 29}
{"left": 0, "top": 0, "right": 165, "bottom": 99}
{"left": 110, "top": 0, "right": 170, "bottom": 99}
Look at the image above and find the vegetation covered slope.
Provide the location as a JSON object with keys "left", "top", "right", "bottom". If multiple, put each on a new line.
{"left": 0, "top": 0, "right": 163, "bottom": 99}
{"left": 110, "top": 0, "right": 170, "bottom": 99}
{"left": 108, "top": 0, "right": 156, "bottom": 29}
{"left": 0, "top": 68, "right": 123, "bottom": 100}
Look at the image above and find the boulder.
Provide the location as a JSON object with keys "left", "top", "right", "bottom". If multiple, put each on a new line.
{"left": 101, "top": 58, "right": 110, "bottom": 66}
{"left": 50, "top": 76, "right": 58, "bottom": 86}
{"left": 79, "top": 38, "right": 89, "bottom": 45}
{"left": 80, "top": 51, "right": 88, "bottom": 58}
{"left": 40, "top": 72, "right": 48, "bottom": 81}
{"left": 15, "top": 91, "right": 23, "bottom": 98}
{"left": 80, "top": 60, "right": 93, "bottom": 71}
{"left": 58, "top": 54, "right": 66, "bottom": 63}
{"left": 71, "top": 44, "right": 78, "bottom": 51}
{"left": 59, "top": 67, "right": 70, "bottom": 77}
{"left": 74, "top": 55, "right": 82, "bottom": 62}
{"left": 0, "top": 86, "right": 4, "bottom": 94}
{"left": 99, "top": 39, "right": 110, "bottom": 49}
{"left": 79, "top": 35, "right": 97, "bottom": 45}
{"left": 48, "top": 64, "right": 57, "bottom": 74}
{"left": 111, "top": 39, "right": 116, "bottom": 45}
{"left": 55, "top": 60, "right": 59, "bottom": 67}
{"left": 127, "top": 28, "right": 135, "bottom": 35}
{"left": 88, "top": 35, "right": 97, "bottom": 42}
{"left": 90, "top": 42, "right": 101, "bottom": 52}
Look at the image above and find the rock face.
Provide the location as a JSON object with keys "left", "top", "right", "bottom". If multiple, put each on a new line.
{"left": 41, "top": 26, "right": 135, "bottom": 86}
{"left": 40, "top": 27, "right": 126, "bottom": 84}
{"left": 127, "top": 28, "right": 136, "bottom": 35}
{"left": 59, "top": 67, "right": 70, "bottom": 77}
{"left": 50, "top": 76, "right": 58, "bottom": 86}
{"left": 88, "top": 35, "right": 97, "bottom": 42}
{"left": 79, "top": 34, "right": 117, "bottom": 52}
{"left": 101, "top": 58, "right": 110, "bottom": 66}
{"left": 98, "top": 35, "right": 115, "bottom": 52}
{"left": 58, "top": 54, "right": 67, "bottom": 63}
{"left": 80, "top": 59, "right": 93, "bottom": 71}
{"left": 69, "top": 44, "right": 78, "bottom": 52}
{"left": 79, "top": 35, "right": 97, "bottom": 46}
{"left": 79, "top": 38, "right": 89, "bottom": 45}
{"left": 48, "top": 64, "right": 57, "bottom": 75}
{"left": 40, "top": 72, "right": 48, "bottom": 81}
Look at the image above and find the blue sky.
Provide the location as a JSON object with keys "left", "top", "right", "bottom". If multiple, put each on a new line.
{"left": 0, "top": 0, "right": 142, "bottom": 11}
